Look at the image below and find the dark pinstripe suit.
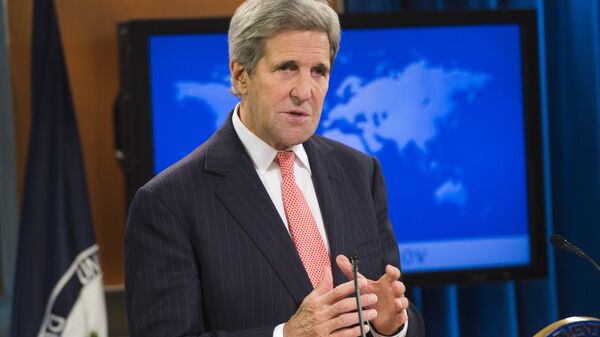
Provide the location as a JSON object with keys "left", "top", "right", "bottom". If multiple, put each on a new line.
{"left": 125, "top": 116, "right": 425, "bottom": 337}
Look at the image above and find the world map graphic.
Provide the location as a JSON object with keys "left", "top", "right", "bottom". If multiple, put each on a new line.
{"left": 174, "top": 60, "right": 490, "bottom": 211}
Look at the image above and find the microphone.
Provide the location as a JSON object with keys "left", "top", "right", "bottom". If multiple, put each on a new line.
{"left": 550, "top": 234, "right": 600, "bottom": 276}
{"left": 349, "top": 252, "right": 367, "bottom": 337}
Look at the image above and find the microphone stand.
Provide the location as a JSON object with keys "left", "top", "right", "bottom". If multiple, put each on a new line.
{"left": 582, "top": 253, "right": 600, "bottom": 277}
{"left": 551, "top": 234, "right": 600, "bottom": 277}
{"left": 350, "top": 255, "right": 367, "bottom": 337}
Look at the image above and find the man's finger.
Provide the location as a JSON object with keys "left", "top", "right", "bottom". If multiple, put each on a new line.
{"left": 329, "top": 293, "right": 378, "bottom": 318}
{"left": 322, "top": 277, "right": 367, "bottom": 304}
{"left": 311, "top": 266, "right": 333, "bottom": 297}
{"left": 331, "top": 323, "right": 370, "bottom": 337}
{"left": 327, "top": 309, "right": 377, "bottom": 332}
{"left": 391, "top": 280, "right": 406, "bottom": 297}
{"left": 391, "top": 307, "right": 409, "bottom": 327}
{"left": 335, "top": 254, "right": 367, "bottom": 281}
{"left": 394, "top": 297, "right": 409, "bottom": 312}
{"left": 335, "top": 255, "right": 354, "bottom": 280}
{"left": 384, "top": 264, "right": 401, "bottom": 281}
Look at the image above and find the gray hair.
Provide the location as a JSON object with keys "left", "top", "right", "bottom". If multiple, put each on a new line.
{"left": 228, "top": 0, "right": 341, "bottom": 95}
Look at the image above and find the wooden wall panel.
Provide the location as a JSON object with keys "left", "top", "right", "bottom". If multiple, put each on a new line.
{"left": 8, "top": 0, "right": 339, "bottom": 286}
{"left": 7, "top": 0, "right": 32, "bottom": 212}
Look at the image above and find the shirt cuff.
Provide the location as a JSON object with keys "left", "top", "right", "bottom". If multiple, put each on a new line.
{"left": 369, "top": 320, "right": 408, "bottom": 337}
{"left": 273, "top": 323, "right": 284, "bottom": 337}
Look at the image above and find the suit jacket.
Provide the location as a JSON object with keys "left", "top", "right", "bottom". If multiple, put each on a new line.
{"left": 125, "top": 116, "right": 425, "bottom": 337}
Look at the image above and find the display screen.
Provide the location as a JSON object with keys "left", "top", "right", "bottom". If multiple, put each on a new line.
{"left": 148, "top": 24, "right": 530, "bottom": 274}
{"left": 116, "top": 11, "right": 546, "bottom": 284}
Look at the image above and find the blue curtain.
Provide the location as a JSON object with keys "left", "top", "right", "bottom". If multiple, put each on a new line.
{"left": 345, "top": 0, "right": 600, "bottom": 336}
{"left": 544, "top": 0, "right": 600, "bottom": 319}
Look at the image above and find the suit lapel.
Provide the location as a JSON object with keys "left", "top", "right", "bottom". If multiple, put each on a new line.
{"left": 205, "top": 120, "right": 313, "bottom": 305}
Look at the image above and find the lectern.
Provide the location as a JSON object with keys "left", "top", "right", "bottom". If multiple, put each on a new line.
{"left": 534, "top": 316, "right": 600, "bottom": 337}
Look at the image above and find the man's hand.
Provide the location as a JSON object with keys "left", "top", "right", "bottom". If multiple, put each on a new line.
{"left": 336, "top": 255, "right": 409, "bottom": 336}
{"left": 284, "top": 267, "right": 378, "bottom": 337}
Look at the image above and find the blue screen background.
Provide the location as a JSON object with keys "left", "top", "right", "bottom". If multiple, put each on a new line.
{"left": 149, "top": 24, "right": 531, "bottom": 272}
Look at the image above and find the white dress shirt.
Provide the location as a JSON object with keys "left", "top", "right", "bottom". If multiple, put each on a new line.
{"left": 231, "top": 105, "right": 407, "bottom": 337}
{"left": 232, "top": 105, "right": 330, "bottom": 253}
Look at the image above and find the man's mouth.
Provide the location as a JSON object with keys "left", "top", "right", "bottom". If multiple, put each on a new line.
{"left": 285, "top": 110, "right": 309, "bottom": 117}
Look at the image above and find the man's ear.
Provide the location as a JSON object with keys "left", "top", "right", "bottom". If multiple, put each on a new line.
{"left": 230, "top": 60, "right": 248, "bottom": 95}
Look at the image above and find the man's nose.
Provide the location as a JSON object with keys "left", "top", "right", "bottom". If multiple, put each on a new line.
{"left": 290, "top": 72, "right": 312, "bottom": 104}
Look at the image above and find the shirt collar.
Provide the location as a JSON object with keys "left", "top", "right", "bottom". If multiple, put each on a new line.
{"left": 232, "top": 103, "right": 312, "bottom": 175}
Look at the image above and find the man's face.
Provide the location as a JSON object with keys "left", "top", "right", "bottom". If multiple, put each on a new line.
{"left": 234, "top": 30, "right": 331, "bottom": 150}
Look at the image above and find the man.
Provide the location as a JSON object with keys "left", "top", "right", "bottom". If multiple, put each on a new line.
{"left": 125, "top": 0, "right": 425, "bottom": 336}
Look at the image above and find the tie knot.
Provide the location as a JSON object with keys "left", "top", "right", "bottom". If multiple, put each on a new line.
{"left": 276, "top": 151, "right": 295, "bottom": 176}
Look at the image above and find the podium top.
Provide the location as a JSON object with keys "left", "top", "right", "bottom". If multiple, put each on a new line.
{"left": 533, "top": 316, "right": 600, "bottom": 337}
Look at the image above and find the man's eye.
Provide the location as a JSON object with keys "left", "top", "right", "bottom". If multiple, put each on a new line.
{"left": 313, "top": 68, "right": 328, "bottom": 76}
{"left": 278, "top": 64, "right": 295, "bottom": 72}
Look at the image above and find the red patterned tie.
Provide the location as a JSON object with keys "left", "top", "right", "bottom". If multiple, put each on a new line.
{"left": 276, "top": 151, "right": 331, "bottom": 288}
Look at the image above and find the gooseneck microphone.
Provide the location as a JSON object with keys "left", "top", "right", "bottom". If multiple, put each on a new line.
{"left": 550, "top": 234, "right": 600, "bottom": 277}
{"left": 349, "top": 253, "right": 367, "bottom": 337}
